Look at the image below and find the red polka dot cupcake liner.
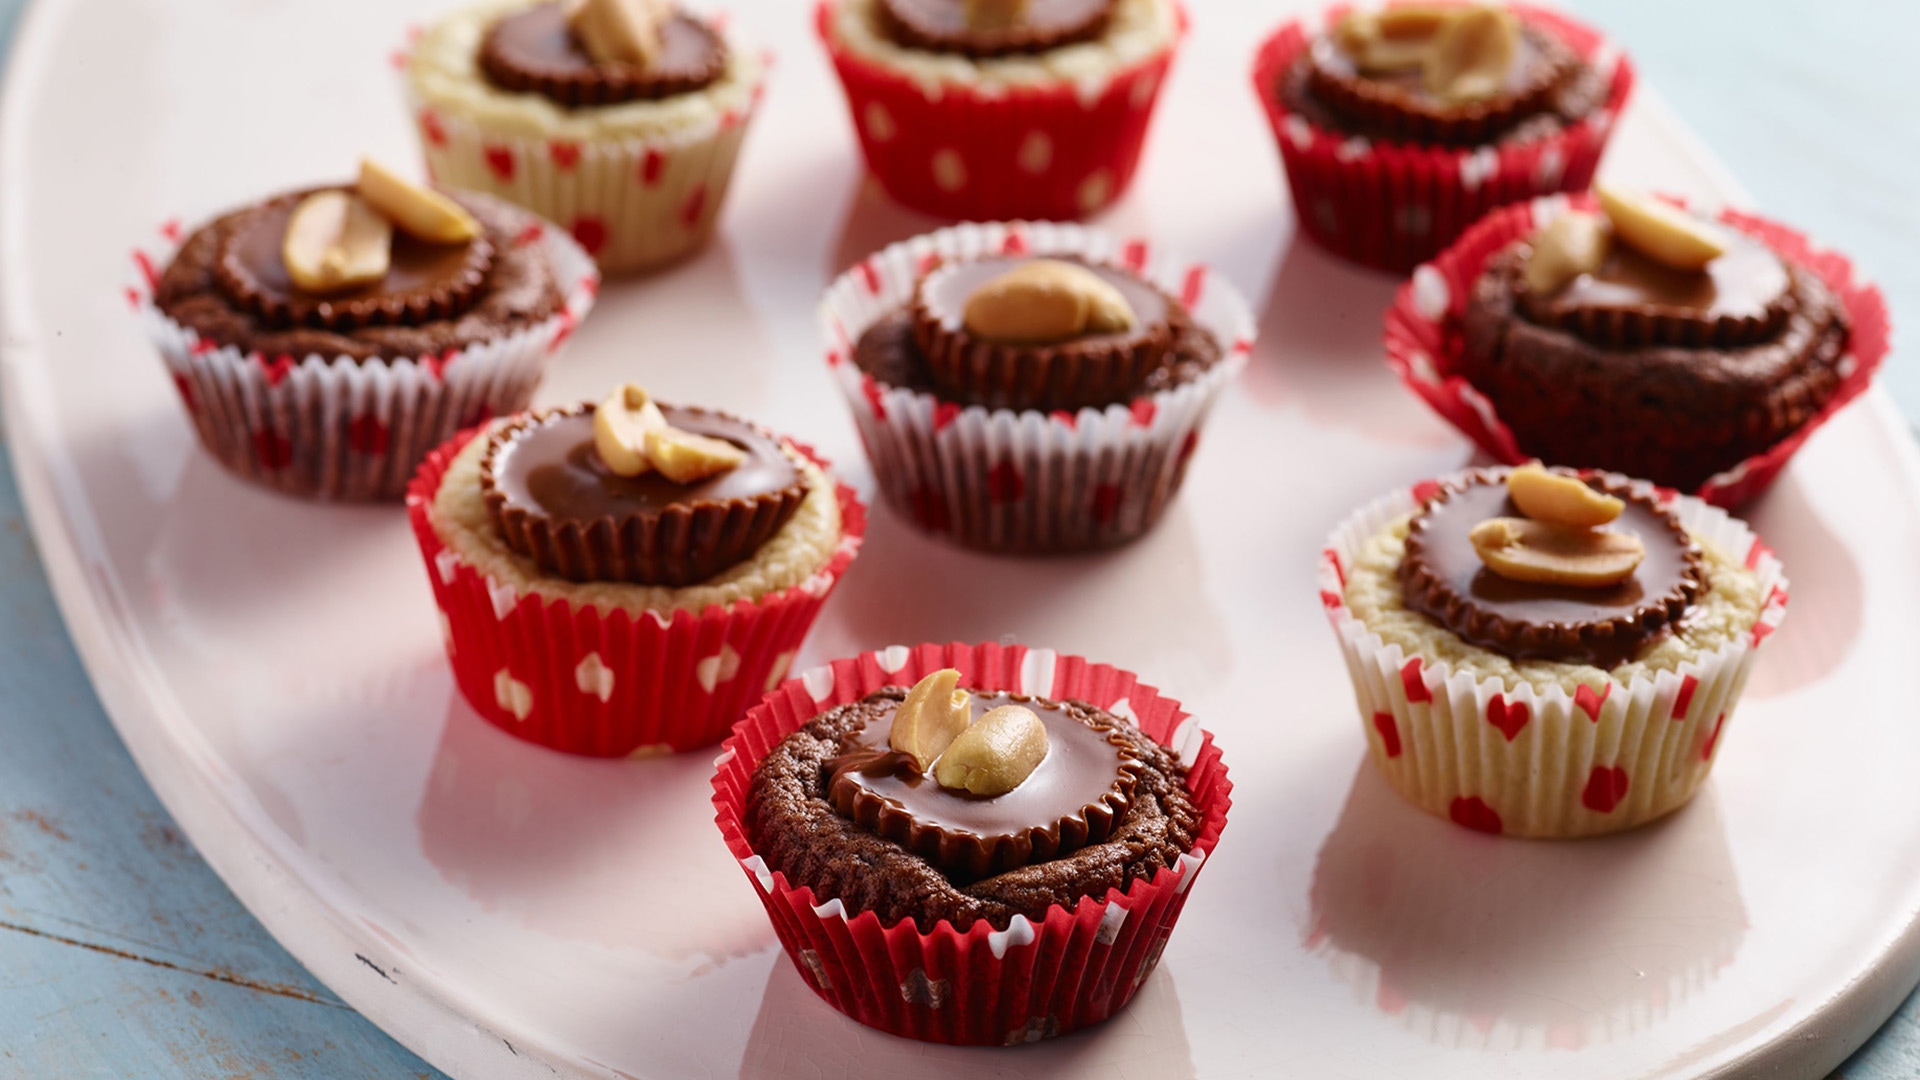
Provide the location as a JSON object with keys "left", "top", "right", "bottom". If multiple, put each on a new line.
{"left": 1383, "top": 193, "right": 1892, "bottom": 508}
{"left": 815, "top": 1, "right": 1184, "bottom": 221}
{"left": 1319, "top": 469, "right": 1788, "bottom": 839}
{"left": 711, "top": 641, "right": 1231, "bottom": 1044}
{"left": 405, "top": 430, "right": 867, "bottom": 756}
{"left": 822, "top": 220, "right": 1253, "bottom": 553}
{"left": 402, "top": 42, "right": 769, "bottom": 276}
{"left": 1251, "top": 4, "right": 1634, "bottom": 273}
{"left": 131, "top": 202, "right": 598, "bottom": 502}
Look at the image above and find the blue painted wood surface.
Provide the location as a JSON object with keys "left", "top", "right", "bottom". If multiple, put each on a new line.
{"left": 0, "top": 0, "right": 1911, "bottom": 1076}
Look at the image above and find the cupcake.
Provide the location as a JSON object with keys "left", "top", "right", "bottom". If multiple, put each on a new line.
{"left": 817, "top": 0, "right": 1184, "bottom": 220}
{"left": 406, "top": 382, "right": 865, "bottom": 755}
{"left": 404, "top": 0, "right": 766, "bottom": 275}
{"left": 824, "top": 220, "right": 1252, "bottom": 553}
{"left": 712, "top": 641, "right": 1230, "bottom": 1044}
{"left": 1252, "top": 3, "right": 1633, "bottom": 271}
{"left": 1319, "top": 464, "right": 1787, "bottom": 838}
{"left": 1386, "top": 189, "right": 1890, "bottom": 506}
{"left": 137, "top": 160, "right": 597, "bottom": 501}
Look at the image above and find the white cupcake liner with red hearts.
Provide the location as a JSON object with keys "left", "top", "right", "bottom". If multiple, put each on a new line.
{"left": 407, "top": 430, "right": 868, "bottom": 757}
{"left": 1384, "top": 193, "right": 1892, "bottom": 508}
{"left": 816, "top": 1, "right": 1185, "bottom": 221}
{"left": 1251, "top": 5, "right": 1633, "bottom": 273}
{"left": 1318, "top": 469, "right": 1788, "bottom": 839}
{"left": 821, "top": 220, "right": 1253, "bottom": 554}
{"left": 711, "top": 641, "right": 1231, "bottom": 1044}
{"left": 132, "top": 200, "right": 598, "bottom": 502}
{"left": 403, "top": 51, "right": 767, "bottom": 276}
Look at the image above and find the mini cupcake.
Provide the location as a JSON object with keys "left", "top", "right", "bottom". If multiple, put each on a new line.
{"left": 824, "top": 221, "right": 1252, "bottom": 553}
{"left": 1386, "top": 188, "right": 1890, "bottom": 506}
{"left": 407, "top": 383, "right": 865, "bottom": 755}
{"left": 1252, "top": 3, "right": 1632, "bottom": 271}
{"left": 817, "top": 0, "right": 1184, "bottom": 220}
{"left": 404, "top": 0, "right": 766, "bottom": 275}
{"left": 713, "top": 641, "right": 1230, "bottom": 1044}
{"left": 137, "top": 160, "right": 596, "bottom": 501}
{"left": 1319, "top": 464, "right": 1787, "bottom": 838}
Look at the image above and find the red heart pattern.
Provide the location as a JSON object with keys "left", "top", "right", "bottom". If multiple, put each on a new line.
{"left": 570, "top": 216, "right": 608, "bottom": 256}
{"left": 1671, "top": 674, "right": 1699, "bottom": 720}
{"left": 931, "top": 401, "right": 961, "bottom": 432}
{"left": 1581, "top": 765, "right": 1630, "bottom": 814}
{"left": 1449, "top": 796, "right": 1502, "bottom": 834}
{"left": 548, "top": 140, "right": 581, "bottom": 170}
{"left": 1092, "top": 484, "right": 1123, "bottom": 525}
{"left": 1399, "top": 657, "right": 1431, "bottom": 704}
{"left": 1372, "top": 711, "right": 1401, "bottom": 758}
{"left": 987, "top": 462, "right": 1026, "bottom": 503}
{"left": 1486, "top": 694, "right": 1529, "bottom": 741}
{"left": 483, "top": 145, "right": 515, "bottom": 182}
{"left": 348, "top": 415, "right": 389, "bottom": 455}
{"left": 1573, "top": 682, "right": 1608, "bottom": 721}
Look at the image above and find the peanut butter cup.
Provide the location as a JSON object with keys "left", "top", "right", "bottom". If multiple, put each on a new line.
{"left": 480, "top": 402, "right": 807, "bottom": 586}
{"left": 824, "top": 691, "right": 1145, "bottom": 880}
{"left": 1399, "top": 469, "right": 1703, "bottom": 669}
{"left": 874, "top": 0, "right": 1114, "bottom": 58}
{"left": 744, "top": 683, "right": 1199, "bottom": 931}
{"left": 479, "top": 1, "right": 726, "bottom": 107}
{"left": 1515, "top": 230, "right": 1792, "bottom": 349}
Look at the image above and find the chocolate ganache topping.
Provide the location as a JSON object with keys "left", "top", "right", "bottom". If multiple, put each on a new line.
{"left": 825, "top": 692, "right": 1144, "bottom": 881}
{"left": 213, "top": 189, "right": 494, "bottom": 331}
{"left": 481, "top": 402, "right": 807, "bottom": 586}
{"left": 1399, "top": 469, "right": 1704, "bottom": 669}
{"left": 875, "top": 0, "right": 1114, "bottom": 57}
{"left": 912, "top": 256, "right": 1177, "bottom": 412}
{"left": 480, "top": 2, "right": 726, "bottom": 107}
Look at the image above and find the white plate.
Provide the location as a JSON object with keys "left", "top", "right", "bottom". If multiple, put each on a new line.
{"left": 3, "top": 1, "right": 1916, "bottom": 1077}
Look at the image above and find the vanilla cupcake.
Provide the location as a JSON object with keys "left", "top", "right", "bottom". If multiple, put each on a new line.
{"left": 408, "top": 383, "right": 865, "bottom": 754}
{"left": 1319, "top": 464, "right": 1786, "bottom": 838}
{"left": 404, "top": 0, "right": 765, "bottom": 274}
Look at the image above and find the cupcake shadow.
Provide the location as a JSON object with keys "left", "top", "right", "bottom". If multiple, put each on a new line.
{"left": 738, "top": 944, "right": 1196, "bottom": 1077}
{"left": 814, "top": 498, "right": 1234, "bottom": 697}
{"left": 1246, "top": 236, "right": 1458, "bottom": 447}
{"left": 1737, "top": 469, "right": 1862, "bottom": 700}
{"left": 414, "top": 693, "right": 772, "bottom": 965}
{"left": 1306, "top": 761, "right": 1747, "bottom": 1050}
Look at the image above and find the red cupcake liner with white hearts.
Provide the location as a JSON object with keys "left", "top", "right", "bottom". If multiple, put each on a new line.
{"left": 1319, "top": 468, "right": 1788, "bottom": 839}
{"left": 1251, "top": 4, "right": 1633, "bottom": 273}
{"left": 711, "top": 641, "right": 1231, "bottom": 1044}
{"left": 132, "top": 199, "right": 598, "bottom": 502}
{"left": 1383, "top": 193, "right": 1892, "bottom": 508}
{"left": 406, "top": 430, "right": 867, "bottom": 756}
{"left": 402, "top": 36, "right": 769, "bottom": 276}
{"left": 816, "top": 1, "right": 1184, "bottom": 221}
{"left": 822, "top": 220, "right": 1253, "bottom": 553}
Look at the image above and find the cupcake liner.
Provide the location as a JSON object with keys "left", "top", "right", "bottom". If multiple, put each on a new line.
{"left": 403, "top": 42, "right": 769, "bottom": 276}
{"left": 1251, "top": 4, "right": 1634, "bottom": 273}
{"left": 130, "top": 204, "right": 599, "bottom": 502}
{"left": 1318, "top": 470, "right": 1788, "bottom": 838}
{"left": 822, "top": 220, "right": 1253, "bottom": 553}
{"left": 1383, "top": 193, "right": 1892, "bottom": 507}
{"left": 816, "top": 1, "right": 1184, "bottom": 221}
{"left": 406, "top": 430, "right": 867, "bottom": 756}
{"left": 711, "top": 641, "right": 1231, "bottom": 1044}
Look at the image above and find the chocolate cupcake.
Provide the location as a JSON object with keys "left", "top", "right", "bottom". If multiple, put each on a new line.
{"left": 138, "top": 161, "right": 596, "bottom": 501}
{"left": 404, "top": 0, "right": 766, "bottom": 274}
{"left": 818, "top": 0, "right": 1183, "bottom": 220}
{"left": 408, "top": 383, "right": 865, "bottom": 755}
{"left": 1253, "top": 3, "right": 1633, "bottom": 270}
{"left": 826, "top": 222, "right": 1252, "bottom": 553}
{"left": 714, "top": 642, "right": 1230, "bottom": 1044}
{"left": 1454, "top": 187, "right": 1853, "bottom": 493}
{"left": 1320, "top": 465, "right": 1787, "bottom": 838}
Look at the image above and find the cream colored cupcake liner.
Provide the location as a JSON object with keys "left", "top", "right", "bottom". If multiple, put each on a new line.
{"left": 1318, "top": 471, "right": 1788, "bottom": 838}
{"left": 820, "top": 220, "right": 1252, "bottom": 553}
{"left": 132, "top": 201, "right": 599, "bottom": 502}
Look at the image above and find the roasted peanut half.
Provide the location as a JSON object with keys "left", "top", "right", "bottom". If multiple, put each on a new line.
{"left": 933, "top": 704, "right": 1050, "bottom": 796}
{"left": 568, "top": 0, "right": 669, "bottom": 68}
{"left": 1424, "top": 6, "right": 1519, "bottom": 103}
{"left": 889, "top": 669, "right": 973, "bottom": 773}
{"left": 1596, "top": 184, "right": 1729, "bottom": 272}
{"left": 592, "top": 384, "right": 668, "bottom": 477}
{"left": 1522, "top": 211, "right": 1611, "bottom": 295}
{"left": 358, "top": 159, "right": 480, "bottom": 245}
{"left": 282, "top": 190, "right": 392, "bottom": 295}
{"left": 1506, "top": 463, "right": 1623, "bottom": 527}
{"left": 644, "top": 426, "right": 747, "bottom": 484}
{"left": 962, "top": 260, "right": 1136, "bottom": 345}
{"left": 1336, "top": 7, "right": 1453, "bottom": 73}
{"left": 1470, "top": 517, "right": 1645, "bottom": 588}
